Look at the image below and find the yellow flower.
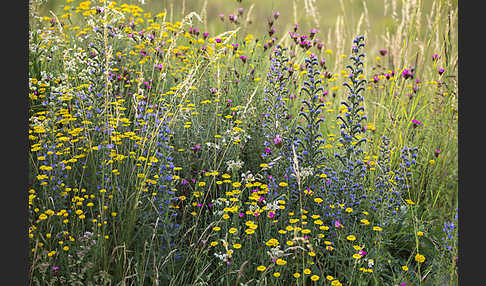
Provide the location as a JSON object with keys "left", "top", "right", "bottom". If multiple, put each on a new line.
{"left": 402, "top": 265, "right": 408, "bottom": 271}
{"left": 278, "top": 182, "right": 288, "bottom": 187}
{"left": 293, "top": 273, "right": 301, "bottom": 278}
{"left": 320, "top": 225, "right": 330, "bottom": 231}
{"left": 275, "top": 258, "right": 287, "bottom": 266}
{"left": 257, "top": 265, "right": 266, "bottom": 271}
{"left": 233, "top": 243, "right": 242, "bottom": 249}
{"left": 405, "top": 199, "right": 415, "bottom": 205}
{"left": 245, "top": 228, "right": 255, "bottom": 235}
{"left": 273, "top": 272, "right": 281, "bottom": 277}
{"left": 266, "top": 238, "right": 279, "bottom": 247}
{"left": 326, "top": 275, "right": 334, "bottom": 280}
{"left": 373, "top": 226, "right": 382, "bottom": 231}
{"left": 415, "top": 253, "right": 426, "bottom": 263}
{"left": 304, "top": 268, "right": 311, "bottom": 275}
{"left": 310, "top": 275, "right": 320, "bottom": 281}
{"left": 360, "top": 219, "right": 370, "bottom": 225}
{"left": 417, "top": 231, "right": 424, "bottom": 236}
{"left": 228, "top": 227, "right": 238, "bottom": 234}
{"left": 346, "top": 235, "right": 356, "bottom": 241}
{"left": 210, "top": 241, "right": 218, "bottom": 247}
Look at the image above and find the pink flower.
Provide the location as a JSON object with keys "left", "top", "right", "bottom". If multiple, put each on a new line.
{"left": 334, "top": 221, "right": 343, "bottom": 229}
{"left": 273, "top": 135, "right": 283, "bottom": 148}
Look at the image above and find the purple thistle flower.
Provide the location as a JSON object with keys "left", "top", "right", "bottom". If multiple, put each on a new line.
{"left": 269, "top": 27, "right": 276, "bottom": 36}
{"left": 237, "top": 8, "right": 244, "bottom": 15}
{"left": 239, "top": 55, "right": 247, "bottom": 63}
{"left": 439, "top": 68, "right": 445, "bottom": 75}
{"left": 309, "top": 28, "right": 318, "bottom": 38}
{"left": 434, "top": 149, "right": 442, "bottom": 157}
{"left": 402, "top": 68, "right": 414, "bottom": 79}
{"left": 272, "top": 11, "right": 280, "bottom": 19}
{"left": 432, "top": 53, "right": 439, "bottom": 61}
{"left": 379, "top": 49, "right": 388, "bottom": 56}
{"left": 412, "top": 119, "right": 422, "bottom": 128}
{"left": 294, "top": 23, "right": 299, "bottom": 32}
{"left": 218, "top": 14, "right": 225, "bottom": 21}
{"left": 228, "top": 14, "right": 237, "bottom": 22}
{"left": 215, "top": 38, "right": 222, "bottom": 43}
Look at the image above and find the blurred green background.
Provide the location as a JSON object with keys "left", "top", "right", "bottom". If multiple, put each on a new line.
{"left": 35, "top": 0, "right": 457, "bottom": 48}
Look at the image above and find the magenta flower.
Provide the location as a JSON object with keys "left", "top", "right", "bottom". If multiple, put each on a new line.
{"left": 434, "top": 149, "right": 442, "bottom": 157}
{"left": 334, "top": 221, "right": 343, "bottom": 229}
{"left": 309, "top": 28, "right": 318, "bottom": 38}
{"left": 439, "top": 68, "right": 445, "bottom": 75}
{"left": 273, "top": 134, "right": 283, "bottom": 148}
{"left": 412, "top": 119, "right": 422, "bottom": 128}
{"left": 379, "top": 49, "right": 388, "bottom": 56}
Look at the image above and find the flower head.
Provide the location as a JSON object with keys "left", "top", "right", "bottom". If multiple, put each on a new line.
{"left": 379, "top": 49, "right": 388, "bottom": 56}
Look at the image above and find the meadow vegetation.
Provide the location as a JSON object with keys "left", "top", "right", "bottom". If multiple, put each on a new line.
{"left": 28, "top": 0, "right": 457, "bottom": 285}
